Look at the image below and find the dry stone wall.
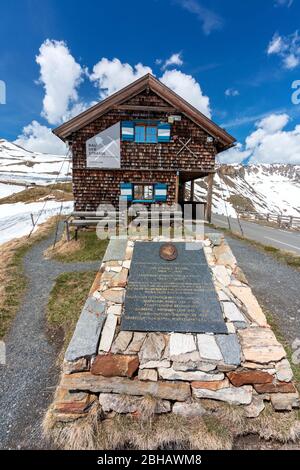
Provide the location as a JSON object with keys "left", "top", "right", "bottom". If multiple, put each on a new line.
{"left": 50, "top": 235, "right": 299, "bottom": 423}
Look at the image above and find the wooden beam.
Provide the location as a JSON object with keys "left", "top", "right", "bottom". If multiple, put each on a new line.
{"left": 190, "top": 180, "right": 194, "bottom": 202}
{"left": 114, "top": 104, "right": 177, "bottom": 112}
{"left": 175, "top": 173, "right": 180, "bottom": 204}
{"left": 206, "top": 173, "right": 214, "bottom": 223}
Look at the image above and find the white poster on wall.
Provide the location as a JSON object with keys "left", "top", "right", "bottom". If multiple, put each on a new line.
{"left": 86, "top": 122, "right": 120, "bottom": 168}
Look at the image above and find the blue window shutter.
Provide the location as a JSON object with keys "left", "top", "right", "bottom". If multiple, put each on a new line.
{"left": 157, "top": 122, "right": 171, "bottom": 142}
{"left": 121, "top": 121, "right": 134, "bottom": 141}
{"left": 146, "top": 125, "right": 158, "bottom": 143}
{"left": 120, "top": 182, "right": 132, "bottom": 201}
{"left": 155, "top": 183, "right": 167, "bottom": 202}
{"left": 135, "top": 125, "right": 145, "bottom": 143}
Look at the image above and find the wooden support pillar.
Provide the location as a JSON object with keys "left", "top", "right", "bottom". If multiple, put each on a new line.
{"left": 175, "top": 173, "right": 180, "bottom": 204}
{"left": 182, "top": 182, "right": 186, "bottom": 202}
{"left": 190, "top": 180, "right": 194, "bottom": 202}
{"left": 206, "top": 173, "right": 214, "bottom": 223}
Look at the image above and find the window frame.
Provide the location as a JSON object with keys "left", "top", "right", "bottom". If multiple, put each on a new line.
{"left": 134, "top": 123, "right": 158, "bottom": 144}
{"left": 132, "top": 183, "right": 155, "bottom": 202}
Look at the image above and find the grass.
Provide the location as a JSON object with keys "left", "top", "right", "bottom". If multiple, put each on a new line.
{"left": 0, "top": 217, "right": 60, "bottom": 339}
{"left": 0, "top": 182, "right": 73, "bottom": 205}
{"left": 47, "top": 270, "right": 97, "bottom": 352}
{"left": 44, "top": 399, "right": 300, "bottom": 450}
{"left": 46, "top": 229, "right": 108, "bottom": 263}
{"left": 208, "top": 222, "right": 300, "bottom": 269}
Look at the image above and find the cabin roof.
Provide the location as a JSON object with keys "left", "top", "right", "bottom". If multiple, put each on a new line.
{"left": 53, "top": 73, "right": 236, "bottom": 151}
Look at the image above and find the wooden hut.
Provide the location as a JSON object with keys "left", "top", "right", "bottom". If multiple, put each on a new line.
{"left": 53, "top": 74, "right": 235, "bottom": 221}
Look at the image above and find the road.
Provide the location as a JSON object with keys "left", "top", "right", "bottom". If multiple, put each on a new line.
{"left": 211, "top": 214, "right": 300, "bottom": 255}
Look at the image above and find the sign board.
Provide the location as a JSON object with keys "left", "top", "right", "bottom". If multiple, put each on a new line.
{"left": 86, "top": 122, "right": 120, "bottom": 168}
{"left": 121, "top": 242, "right": 227, "bottom": 334}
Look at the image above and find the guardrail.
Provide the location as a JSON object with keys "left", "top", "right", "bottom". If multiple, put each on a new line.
{"left": 237, "top": 210, "right": 300, "bottom": 229}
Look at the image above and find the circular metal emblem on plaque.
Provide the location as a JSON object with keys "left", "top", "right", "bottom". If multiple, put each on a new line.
{"left": 159, "top": 243, "right": 178, "bottom": 261}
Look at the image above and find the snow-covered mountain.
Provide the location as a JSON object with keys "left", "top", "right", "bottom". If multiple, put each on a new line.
{"left": 1, "top": 138, "right": 300, "bottom": 221}
{"left": 195, "top": 164, "right": 300, "bottom": 217}
{"left": 0, "top": 139, "right": 72, "bottom": 244}
{"left": 0, "top": 139, "right": 71, "bottom": 186}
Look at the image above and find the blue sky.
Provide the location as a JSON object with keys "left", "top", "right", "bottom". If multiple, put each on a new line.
{"left": 1, "top": 0, "right": 300, "bottom": 163}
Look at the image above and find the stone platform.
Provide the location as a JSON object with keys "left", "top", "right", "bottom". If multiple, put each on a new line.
{"left": 50, "top": 235, "right": 299, "bottom": 422}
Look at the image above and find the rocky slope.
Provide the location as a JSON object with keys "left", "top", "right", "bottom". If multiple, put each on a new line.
{"left": 195, "top": 164, "right": 300, "bottom": 217}
{"left": 0, "top": 139, "right": 71, "bottom": 186}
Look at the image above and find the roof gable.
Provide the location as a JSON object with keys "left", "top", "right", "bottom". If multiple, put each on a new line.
{"left": 53, "top": 74, "right": 236, "bottom": 150}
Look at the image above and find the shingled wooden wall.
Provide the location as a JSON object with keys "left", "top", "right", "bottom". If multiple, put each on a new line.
{"left": 70, "top": 89, "right": 217, "bottom": 210}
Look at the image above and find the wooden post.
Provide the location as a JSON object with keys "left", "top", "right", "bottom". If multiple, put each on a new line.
{"left": 65, "top": 220, "right": 70, "bottom": 242}
{"left": 206, "top": 173, "right": 214, "bottom": 223}
{"left": 182, "top": 182, "right": 186, "bottom": 202}
{"left": 30, "top": 213, "right": 35, "bottom": 227}
{"left": 190, "top": 180, "right": 194, "bottom": 202}
{"left": 175, "top": 173, "right": 180, "bottom": 204}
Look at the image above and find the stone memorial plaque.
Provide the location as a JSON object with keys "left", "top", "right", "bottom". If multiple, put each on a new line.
{"left": 121, "top": 242, "right": 227, "bottom": 334}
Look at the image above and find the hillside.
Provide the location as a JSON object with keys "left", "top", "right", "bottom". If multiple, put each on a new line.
{"left": 1, "top": 137, "right": 300, "bottom": 243}
{"left": 0, "top": 139, "right": 72, "bottom": 244}
{"left": 195, "top": 164, "right": 300, "bottom": 218}
{"left": 0, "top": 139, "right": 71, "bottom": 187}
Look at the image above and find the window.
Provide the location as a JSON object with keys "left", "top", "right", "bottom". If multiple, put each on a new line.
{"left": 133, "top": 184, "right": 154, "bottom": 201}
{"left": 121, "top": 121, "right": 171, "bottom": 143}
{"left": 134, "top": 124, "right": 157, "bottom": 143}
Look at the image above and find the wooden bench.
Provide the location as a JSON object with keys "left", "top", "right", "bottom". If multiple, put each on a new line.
{"left": 65, "top": 208, "right": 200, "bottom": 241}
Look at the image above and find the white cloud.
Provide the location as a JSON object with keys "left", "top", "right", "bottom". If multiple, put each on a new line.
{"left": 267, "top": 34, "right": 284, "bottom": 55}
{"left": 220, "top": 113, "right": 300, "bottom": 164}
{"left": 274, "top": 0, "right": 293, "bottom": 7}
{"left": 161, "top": 52, "right": 183, "bottom": 70}
{"left": 36, "top": 39, "right": 85, "bottom": 125}
{"left": 177, "top": 0, "right": 223, "bottom": 35}
{"left": 225, "top": 88, "right": 239, "bottom": 97}
{"left": 160, "top": 69, "right": 211, "bottom": 117}
{"left": 14, "top": 121, "right": 67, "bottom": 155}
{"left": 267, "top": 31, "right": 300, "bottom": 69}
{"left": 90, "top": 58, "right": 152, "bottom": 99}
{"left": 255, "top": 113, "right": 289, "bottom": 134}
{"left": 219, "top": 143, "right": 251, "bottom": 164}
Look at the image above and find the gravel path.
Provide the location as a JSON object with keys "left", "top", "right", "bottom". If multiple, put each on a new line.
{"left": 222, "top": 234, "right": 300, "bottom": 344}
{"left": 0, "top": 228, "right": 99, "bottom": 449}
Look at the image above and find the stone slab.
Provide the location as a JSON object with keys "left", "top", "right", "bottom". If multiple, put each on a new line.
{"left": 216, "top": 334, "right": 241, "bottom": 366}
{"left": 197, "top": 334, "right": 223, "bottom": 361}
{"left": 65, "top": 297, "right": 106, "bottom": 362}
{"left": 91, "top": 354, "right": 139, "bottom": 377}
{"left": 238, "top": 328, "right": 286, "bottom": 364}
{"left": 172, "top": 401, "right": 206, "bottom": 417}
{"left": 222, "top": 302, "right": 245, "bottom": 322}
{"left": 169, "top": 333, "right": 197, "bottom": 359}
{"left": 103, "top": 238, "right": 128, "bottom": 262}
{"left": 192, "top": 385, "right": 253, "bottom": 405}
{"left": 99, "top": 393, "right": 170, "bottom": 413}
{"left": 121, "top": 242, "right": 227, "bottom": 334}
{"left": 98, "top": 313, "right": 117, "bottom": 352}
{"left": 158, "top": 367, "right": 224, "bottom": 382}
{"left": 229, "top": 286, "right": 267, "bottom": 326}
{"left": 61, "top": 373, "right": 191, "bottom": 401}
